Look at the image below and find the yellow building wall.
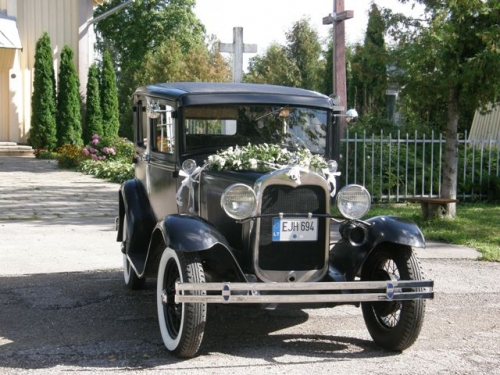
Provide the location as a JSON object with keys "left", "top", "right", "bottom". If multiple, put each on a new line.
{"left": 0, "top": 68, "right": 10, "bottom": 141}
{"left": 0, "top": 0, "right": 95, "bottom": 144}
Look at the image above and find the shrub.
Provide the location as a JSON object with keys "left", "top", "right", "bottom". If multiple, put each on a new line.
{"left": 113, "top": 137, "right": 135, "bottom": 162}
{"left": 34, "top": 149, "right": 58, "bottom": 160}
{"left": 56, "top": 144, "right": 84, "bottom": 169}
{"left": 78, "top": 159, "right": 134, "bottom": 183}
{"left": 82, "top": 134, "right": 117, "bottom": 161}
{"left": 54, "top": 135, "right": 135, "bottom": 183}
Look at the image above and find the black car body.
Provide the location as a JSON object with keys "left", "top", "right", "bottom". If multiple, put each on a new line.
{"left": 117, "top": 82, "right": 434, "bottom": 358}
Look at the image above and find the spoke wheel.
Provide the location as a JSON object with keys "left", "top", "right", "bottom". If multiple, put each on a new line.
{"left": 122, "top": 215, "right": 145, "bottom": 290}
{"left": 361, "top": 245, "right": 426, "bottom": 351}
{"left": 157, "top": 248, "right": 206, "bottom": 358}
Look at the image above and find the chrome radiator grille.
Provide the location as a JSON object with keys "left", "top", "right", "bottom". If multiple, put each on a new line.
{"left": 258, "top": 185, "right": 327, "bottom": 271}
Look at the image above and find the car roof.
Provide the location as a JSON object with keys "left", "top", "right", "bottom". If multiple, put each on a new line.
{"left": 134, "top": 82, "right": 334, "bottom": 109}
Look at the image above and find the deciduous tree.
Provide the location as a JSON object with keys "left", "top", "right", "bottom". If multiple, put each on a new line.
{"left": 94, "top": 0, "right": 206, "bottom": 139}
{"left": 138, "top": 37, "right": 231, "bottom": 84}
{"left": 387, "top": 0, "right": 500, "bottom": 216}
{"left": 245, "top": 43, "right": 301, "bottom": 87}
{"left": 245, "top": 18, "right": 323, "bottom": 91}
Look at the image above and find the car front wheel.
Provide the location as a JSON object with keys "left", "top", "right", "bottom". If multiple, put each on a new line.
{"left": 361, "top": 244, "right": 426, "bottom": 351}
{"left": 157, "top": 247, "right": 207, "bottom": 358}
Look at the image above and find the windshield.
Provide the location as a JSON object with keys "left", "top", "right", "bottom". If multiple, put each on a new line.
{"left": 183, "top": 105, "right": 328, "bottom": 154}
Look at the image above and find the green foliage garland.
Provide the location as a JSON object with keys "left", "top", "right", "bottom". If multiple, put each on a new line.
{"left": 206, "top": 143, "right": 328, "bottom": 172}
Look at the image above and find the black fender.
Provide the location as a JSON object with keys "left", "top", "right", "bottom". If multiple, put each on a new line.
{"left": 118, "top": 179, "right": 156, "bottom": 274}
{"left": 143, "top": 214, "right": 247, "bottom": 282}
{"left": 330, "top": 215, "right": 425, "bottom": 280}
{"left": 154, "top": 214, "right": 230, "bottom": 251}
{"left": 365, "top": 215, "right": 426, "bottom": 249}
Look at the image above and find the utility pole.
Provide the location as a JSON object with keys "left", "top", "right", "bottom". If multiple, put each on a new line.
{"left": 323, "top": 0, "right": 353, "bottom": 141}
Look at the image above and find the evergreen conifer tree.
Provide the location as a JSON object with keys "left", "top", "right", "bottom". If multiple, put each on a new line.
{"left": 360, "top": 4, "right": 387, "bottom": 115}
{"left": 100, "top": 51, "right": 120, "bottom": 139}
{"left": 57, "top": 45, "right": 82, "bottom": 146}
{"left": 84, "top": 64, "right": 103, "bottom": 143}
{"left": 29, "top": 32, "right": 57, "bottom": 150}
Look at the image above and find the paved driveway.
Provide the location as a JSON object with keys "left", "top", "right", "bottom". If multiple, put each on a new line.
{"left": 1, "top": 156, "right": 497, "bottom": 375}
{"left": 0, "top": 157, "right": 120, "bottom": 274}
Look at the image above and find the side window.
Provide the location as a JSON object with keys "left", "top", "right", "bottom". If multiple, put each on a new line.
{"left": 147, "top": 99, "right": 175, "bottom": 155}
{"left": 134, "top": 100, "right": 148, "bottom": 148}
{"left": 141, "top": 108, "right": 148, "bottom": 148}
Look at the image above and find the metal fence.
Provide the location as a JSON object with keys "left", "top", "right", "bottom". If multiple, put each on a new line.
{"left": 340, "top": 130, "right": 500, "bottom": 202}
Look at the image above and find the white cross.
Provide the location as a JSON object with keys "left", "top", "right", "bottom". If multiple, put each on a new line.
{"left": 219, "top": 27, "right": 257, "bottom": 83}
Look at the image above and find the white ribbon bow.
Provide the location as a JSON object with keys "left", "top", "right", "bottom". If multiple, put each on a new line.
{"left": 176, "top": 165, "right": 205, "bottom": 210}
{"left": 322, "top": 168, "right": 341, "bottom": 197}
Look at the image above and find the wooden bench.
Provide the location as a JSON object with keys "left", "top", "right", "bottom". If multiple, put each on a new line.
{"left": 405, "top": 197, "right": 459, "bottom": 220}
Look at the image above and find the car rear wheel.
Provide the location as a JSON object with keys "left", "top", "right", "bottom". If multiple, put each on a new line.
{"left": 122, "top": 215, "right": 145, "bottom": 290}
{"left": 157, "top": 247, "right": 207, "bottom": 358}
{"left": 361, "top": 244, "right": 426, "bottom": 351}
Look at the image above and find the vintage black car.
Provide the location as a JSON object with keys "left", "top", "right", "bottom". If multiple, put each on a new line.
{"left": 117, "top": 82, "right": 434, "bottom": 358}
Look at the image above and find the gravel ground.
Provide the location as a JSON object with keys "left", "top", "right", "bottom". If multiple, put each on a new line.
{"left": 0, "top": 257, "right": 499, "bottom": 375}
{"left": 1, "top": 157, "right": 499, "bottom": 374}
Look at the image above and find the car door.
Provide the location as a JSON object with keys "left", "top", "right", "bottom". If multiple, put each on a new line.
{"left": 145, "top": 97, "right": 179, "bottom": 219}
{"left": 132, "top": 98, "right": 149, "bottom": 192}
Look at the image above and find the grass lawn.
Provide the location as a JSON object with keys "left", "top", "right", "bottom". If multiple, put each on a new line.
{"left": 368, "top": 202, "right": 500, "bottom": 262}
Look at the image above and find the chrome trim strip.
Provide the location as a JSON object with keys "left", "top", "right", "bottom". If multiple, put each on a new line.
{"left": 175, "top": 280, "right": 434, "bottom": 304}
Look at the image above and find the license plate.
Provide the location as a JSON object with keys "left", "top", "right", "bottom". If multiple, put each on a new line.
{"left": 272, "top": 217, "right": 318, "bottom": 242}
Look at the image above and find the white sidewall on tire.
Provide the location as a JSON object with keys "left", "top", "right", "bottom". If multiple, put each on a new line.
{"left": 157, "top": 247, "right": 183, "bottom": 352}
{"left": 123, "top": 254, "right": 132, "bottom": 284}
{"left": 122, "top": 215, "right": 132, "bottom": 284}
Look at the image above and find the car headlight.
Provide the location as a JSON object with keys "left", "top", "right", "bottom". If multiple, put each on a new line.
{"left": 336, "top": 184, "right": 371, "bottom": 220}
{"left": 221, "top": 184, "right": 257, "bottom": 220}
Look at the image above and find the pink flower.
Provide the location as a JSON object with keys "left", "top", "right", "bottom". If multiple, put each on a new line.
{"left": 92, "top": 138, "right": 99, "bottom": 145}
{"left": 91, "top": 154, "right": 97, "bottom": 160}
{"left": 92, "top": 134, "right": 99, "bottom": 140}
{"left": 82, "top": 148, "right": 90, "bottom": 156}
{"left": 89, "top": 147, "right": 97, "bottom": 154}
{"left": 102, "top": 147, "right": 109, "bottom": 154}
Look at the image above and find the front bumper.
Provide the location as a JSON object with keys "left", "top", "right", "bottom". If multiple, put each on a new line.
{"left": 174, "top": 280, "right": 434, "bottom": 304}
